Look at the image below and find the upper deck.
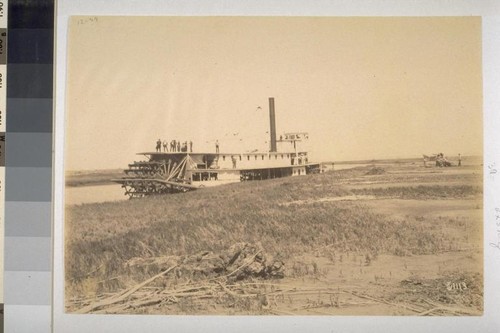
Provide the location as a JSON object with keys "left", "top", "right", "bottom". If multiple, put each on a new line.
{"left": 139, "top": 151, "right": 311, "bottom": 171}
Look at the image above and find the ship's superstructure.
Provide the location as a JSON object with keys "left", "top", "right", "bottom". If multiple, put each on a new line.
{"left": 113, "top": 98, "right": 320, "bottom": 197}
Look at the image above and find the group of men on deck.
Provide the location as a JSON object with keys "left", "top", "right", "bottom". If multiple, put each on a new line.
{"left": 156, "top": 139, "right": 193, "bottom": 153}
{"left": 154, "top": 139, "right": 221, "bottom": 154}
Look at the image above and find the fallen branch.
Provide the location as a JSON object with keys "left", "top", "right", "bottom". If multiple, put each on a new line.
{"left": 129, "top": 298, "right": 163, "bottom": 309}
{"left": 345, "top": 290, "right": 424, "bottom": 313}
{"left": 418, "top": 307, "right": 440, "bottom": 316}
{"left": 429, "top": 305, "right": 481, "bottom": 316}
{"left": 160, "top": 284, "right": 213, "bottom": 296}
{"left": 217, "top": 281, "right": 243, "bottom": 298}
{"left": 404, "top": 297, "right": 480, "bottom": 316}
{"left": 225, "top": 250, "right": 263, "bottom": 278}
{"left": 75, "top": 265, "right": 177, "bottom": 314}
{"left": 269, "top": 309, "right": 297, "bottom": 315}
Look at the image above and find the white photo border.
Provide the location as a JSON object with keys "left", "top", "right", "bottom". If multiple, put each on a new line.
{"left": 53, "top": 1, "right": 500, "bottom": 332}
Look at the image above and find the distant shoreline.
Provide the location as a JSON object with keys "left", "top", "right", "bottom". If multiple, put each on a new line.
{"left": 323, "top": 155, "right": 481, "bottom": 165}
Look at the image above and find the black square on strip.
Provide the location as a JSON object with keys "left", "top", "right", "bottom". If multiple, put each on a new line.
{"left": 8, "top": 0, "right": 54, "bottom": 29}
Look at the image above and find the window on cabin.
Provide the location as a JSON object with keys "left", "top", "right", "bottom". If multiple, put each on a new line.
{"left": 222, "top": 156, "right": 226, "bottom": 161}
{"left": 239, "top": 155, "right": 242, "bottom": 161}
{"left": 255, "top": 155, "right": 257, "bottom": 160}
{"left": 261, "top": 155, "right": 264, "bottom": 160}
{"left": 281, "top": 154, "right": 283, "bottom": 159}
{"left": 247, "top": 156, "right": 250, "bottom": 161}
{"left": 275, "top": 155, "right": 277, "bottom": 159}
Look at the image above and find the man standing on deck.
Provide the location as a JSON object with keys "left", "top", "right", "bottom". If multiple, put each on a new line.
{"left": 215, "top": 140, "right": 220, "bottom": 154}
{"left": 163, "top": 140, "right": 168, "bottom": 152}
{"left": 156, "top": 139, "right": 162, "bottom": 152}
{"left": 189, "top": 141, "right": 193, "bottom": 152}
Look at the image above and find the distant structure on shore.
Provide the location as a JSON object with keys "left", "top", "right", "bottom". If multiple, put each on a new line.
{"left": 423, "top": 153, "right": 454, "bottom": 168}
{"left": 321, "top": 162, "right": 335, "bottom": 173}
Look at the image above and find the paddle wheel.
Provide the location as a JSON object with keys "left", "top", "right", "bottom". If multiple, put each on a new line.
{"left": 113, "top": 153, "right": 198, "bottom": 198}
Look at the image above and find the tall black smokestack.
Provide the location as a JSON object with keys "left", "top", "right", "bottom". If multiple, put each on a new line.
{"left": 269, "top": 97, "right": 277, "bottom": 152}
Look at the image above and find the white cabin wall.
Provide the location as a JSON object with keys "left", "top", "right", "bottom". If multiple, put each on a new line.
{"left": 216, "top": 152, "right": 307, "bottom": 170}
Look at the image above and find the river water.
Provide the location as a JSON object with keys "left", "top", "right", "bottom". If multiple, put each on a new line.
{"left": 65, "top": 164, "right": 371, "bottom": 205}
{"left": 65, "top": 184, "right": 127, "bottom": 205}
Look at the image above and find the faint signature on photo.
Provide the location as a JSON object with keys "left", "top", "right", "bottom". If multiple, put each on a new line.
{"left": 488, "top": 162, "right": 497, "bottom": 179}
{"left": 490, "top": 207, "right": 500, "bottom": 252}
{"left": 446, "top": 281, "right": 468, "bottom": 291}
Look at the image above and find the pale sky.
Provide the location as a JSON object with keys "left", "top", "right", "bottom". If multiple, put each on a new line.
{"left": 65, "top": 16, "right": 482, "bottom": 170}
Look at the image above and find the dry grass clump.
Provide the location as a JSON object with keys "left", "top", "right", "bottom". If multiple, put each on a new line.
{"left": 365, "top": 167, "right": 385, "bottom": 175}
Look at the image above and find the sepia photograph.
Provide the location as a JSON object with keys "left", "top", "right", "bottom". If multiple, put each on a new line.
{"left": 63, "top": 16, "right": 483, "bottom": 316}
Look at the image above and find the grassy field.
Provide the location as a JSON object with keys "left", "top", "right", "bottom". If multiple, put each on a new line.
{"left": 65, "top": 163, "right": 483, "bottom": 315}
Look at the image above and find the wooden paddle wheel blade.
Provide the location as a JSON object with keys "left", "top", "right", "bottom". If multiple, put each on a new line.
{"left": 113, "top": 155, "right": 197, "bottom": 197}
{"left": 112, "top": 178, "right": 200, "bottom": 197}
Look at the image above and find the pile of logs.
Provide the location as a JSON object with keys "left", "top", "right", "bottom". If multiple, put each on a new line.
{"left": 71, "top": 243, "right": 285, "bottom": 314}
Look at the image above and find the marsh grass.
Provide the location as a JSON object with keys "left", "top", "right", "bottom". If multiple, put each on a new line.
{"left": 65, "top": 167, "right": 481, "bottom": 300}
{"left": 351, "top": 185, "right": 481, "bottom": 200}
